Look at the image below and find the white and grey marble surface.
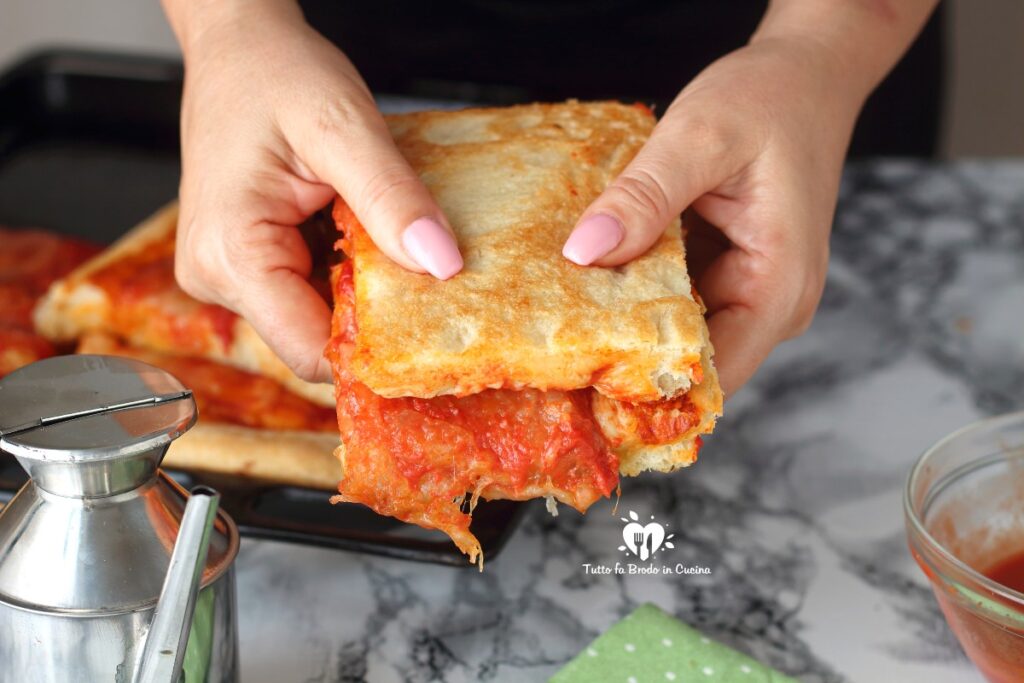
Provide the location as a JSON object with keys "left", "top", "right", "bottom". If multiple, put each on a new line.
{"left": 234, "top": 161, "right": 1024, "bottom": 683}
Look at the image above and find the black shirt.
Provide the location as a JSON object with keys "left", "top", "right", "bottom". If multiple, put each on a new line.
{"left": 300, "top": 0, "right": 944, "bottom": 157}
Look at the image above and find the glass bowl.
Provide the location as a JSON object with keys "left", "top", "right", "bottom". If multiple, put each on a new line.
{"left": 905, "top": 411, "right": 1024, "bottom": 683}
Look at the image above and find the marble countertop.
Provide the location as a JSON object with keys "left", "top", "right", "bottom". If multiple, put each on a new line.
{"left": 234, "top": 161, "right": 1024, "bottom": 683}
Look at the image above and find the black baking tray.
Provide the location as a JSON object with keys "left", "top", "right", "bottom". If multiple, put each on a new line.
{"left": 0, "top": 49, "right": 526, "bottom": 566}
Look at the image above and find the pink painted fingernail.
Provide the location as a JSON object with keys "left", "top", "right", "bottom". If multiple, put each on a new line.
{"left": 401, "top": 217, "right": 463, "bottom": 280}
{"left": 562, "top": 214, "right": 624, "bottom": 266}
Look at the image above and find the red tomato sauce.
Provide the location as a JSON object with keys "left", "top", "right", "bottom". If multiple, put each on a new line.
{"left": 985, "top": 551, "right": 1024, "bottom": 594}
{"left": 0, "top": 228, "right": 101, "bottom": 376}
{"left": 627, "top": 394, "right": 701, "bottom": 444}
{"left": 0, "top": 228, "right": 101, "bottom": 294}
{"left": 917, "top": 548, "right": 1024, "bottom": 683}
{"left": 89, "top": 236, "right": 237, "bottom": 354}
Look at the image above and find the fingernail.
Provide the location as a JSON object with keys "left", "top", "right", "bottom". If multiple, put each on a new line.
{"left": 401, "top": 217, "right": 463, "bottom": 280}
{"left": 562, "top": 214, "right": 624, "bottom": 266}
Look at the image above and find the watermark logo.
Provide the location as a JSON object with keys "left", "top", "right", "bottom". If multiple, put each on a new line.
{"left": 619, "top": 510, "right": 674, "bottom": 561}
{"left": 581, "top": 509, "right": 711, "bottom": 577}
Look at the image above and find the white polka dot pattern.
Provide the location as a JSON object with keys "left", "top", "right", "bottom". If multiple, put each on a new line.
{"left": 554, "top": 607, "right": 794, "bottom": 683}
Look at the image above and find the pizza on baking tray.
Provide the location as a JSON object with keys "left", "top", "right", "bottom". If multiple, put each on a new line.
{"left": 76, "top": 333, "right": 341, "bottom": 490}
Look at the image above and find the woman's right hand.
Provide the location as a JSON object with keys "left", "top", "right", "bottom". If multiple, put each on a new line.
{"left": 163, "top": 0, "right": 462, "bottom": 382}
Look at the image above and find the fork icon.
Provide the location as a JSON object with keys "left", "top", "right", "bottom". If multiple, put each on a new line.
{"left": 634, "top": 531, "right": 647, "bottom": 560}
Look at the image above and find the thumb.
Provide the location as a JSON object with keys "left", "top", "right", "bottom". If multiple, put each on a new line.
{"left": 563, "top": 115, "right": 740, "bottom": 267}
{"left": 288, "top": 102, "right": 462, "bottom": 280}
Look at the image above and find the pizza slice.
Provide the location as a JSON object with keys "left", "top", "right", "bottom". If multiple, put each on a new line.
{"left": 326, "top": 102, "right": 723, "bottom": 565}
{"left": 33, "top": 203, "right": 333, "bottom": 407}
{"left": 26, "top": 206, "right": 343, "bottom": 491}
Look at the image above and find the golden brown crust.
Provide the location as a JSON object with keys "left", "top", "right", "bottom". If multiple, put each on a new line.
{"left": 349, "top": 101, "right": 708, "bottom": 403}
{"left": 165, "top": 423, "right": 341, "bottom": 490}
{"left": 32, "top": 202, "right": 334, "bottom": 407}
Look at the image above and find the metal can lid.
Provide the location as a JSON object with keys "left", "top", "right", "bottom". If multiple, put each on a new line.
{"left": 0, "top": 354, "right": 192, "bottom": 445}
{"left": 0, "top": 355, "right": 237, "bottom": 613}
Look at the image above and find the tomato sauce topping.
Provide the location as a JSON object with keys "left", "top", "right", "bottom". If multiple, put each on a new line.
{"left": 0, "top": 228, "right": 102, "bottom": 376}
{"left": 0, "top": 228, "right": 102, "bottom": 297}
{"left": 0, "top": 328, "right": 55, "bottom": 377}
{"left": 88, "top": 234, "right": 237, "bottom": 354}
{"left": 986, "top": 551, "right": 1024, "bottom": 594}
{"left": 625, "top": 394, "right": 701, "bottom": 445}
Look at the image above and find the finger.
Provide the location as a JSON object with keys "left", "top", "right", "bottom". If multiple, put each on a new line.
{"left": 706, "top": 305, "right": 778, "bottom": 399}
{"left": 236, "top": 267, "right": 333, "bottom": 383}
{"left": 563, "top": 113, "right": 746, "bottom": 267}
{"left": 698, "top": 245, "right": 823, "bottom": 396}
{"left": 693, "top": 248, "right": 767, "bottom": 318}
{"left": 234, "top": 223, "right": 330, "bottom": 383}
{"left": 177, "top": 217, "right": 332, "bottom": 383}
{"left": 697, "top": 249, "right": 788, "bottom": 397}
{"left": 285, "top": 100, "right": 462, "bottom": 280}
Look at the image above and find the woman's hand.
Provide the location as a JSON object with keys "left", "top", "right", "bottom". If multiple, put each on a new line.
{"left": 565, "top": 0, "right": 937, "bottom": 396}
{"left": 563, "top": 37, "right": 856, "bottom": 396}
{"left": 564, "top": 0, "right": 936, "bottom": 397}
{"left": 164, "top": 0, "right": 461, "bottom": 382}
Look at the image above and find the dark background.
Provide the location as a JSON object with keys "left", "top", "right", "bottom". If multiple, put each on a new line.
{"left": 302, "top": 0, "right": 945, "bottom": 158}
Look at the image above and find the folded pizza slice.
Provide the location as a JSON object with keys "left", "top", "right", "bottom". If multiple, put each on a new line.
{"left": 327, "top": 245, "right": 718, "bottom": 564}
{"left": 326, "top": 102, "right": 721, "bottom": 566}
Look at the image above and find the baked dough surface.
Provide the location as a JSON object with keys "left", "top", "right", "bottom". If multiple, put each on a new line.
{"left": 349, "top": 101, "right": 709, "bottom": 402}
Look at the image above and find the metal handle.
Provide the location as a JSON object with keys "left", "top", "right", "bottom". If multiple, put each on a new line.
{"left": 134, "top": 486, "right": 220, "bottom": 683}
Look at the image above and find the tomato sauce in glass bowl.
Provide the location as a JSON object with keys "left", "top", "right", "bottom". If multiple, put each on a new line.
{"left": 906, "top": 411, "right": 1024, "bottom": 683}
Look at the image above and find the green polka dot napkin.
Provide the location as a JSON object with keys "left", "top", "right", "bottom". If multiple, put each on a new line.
{"left": 550, "top": 603, "right": 797, "bottom": 683}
